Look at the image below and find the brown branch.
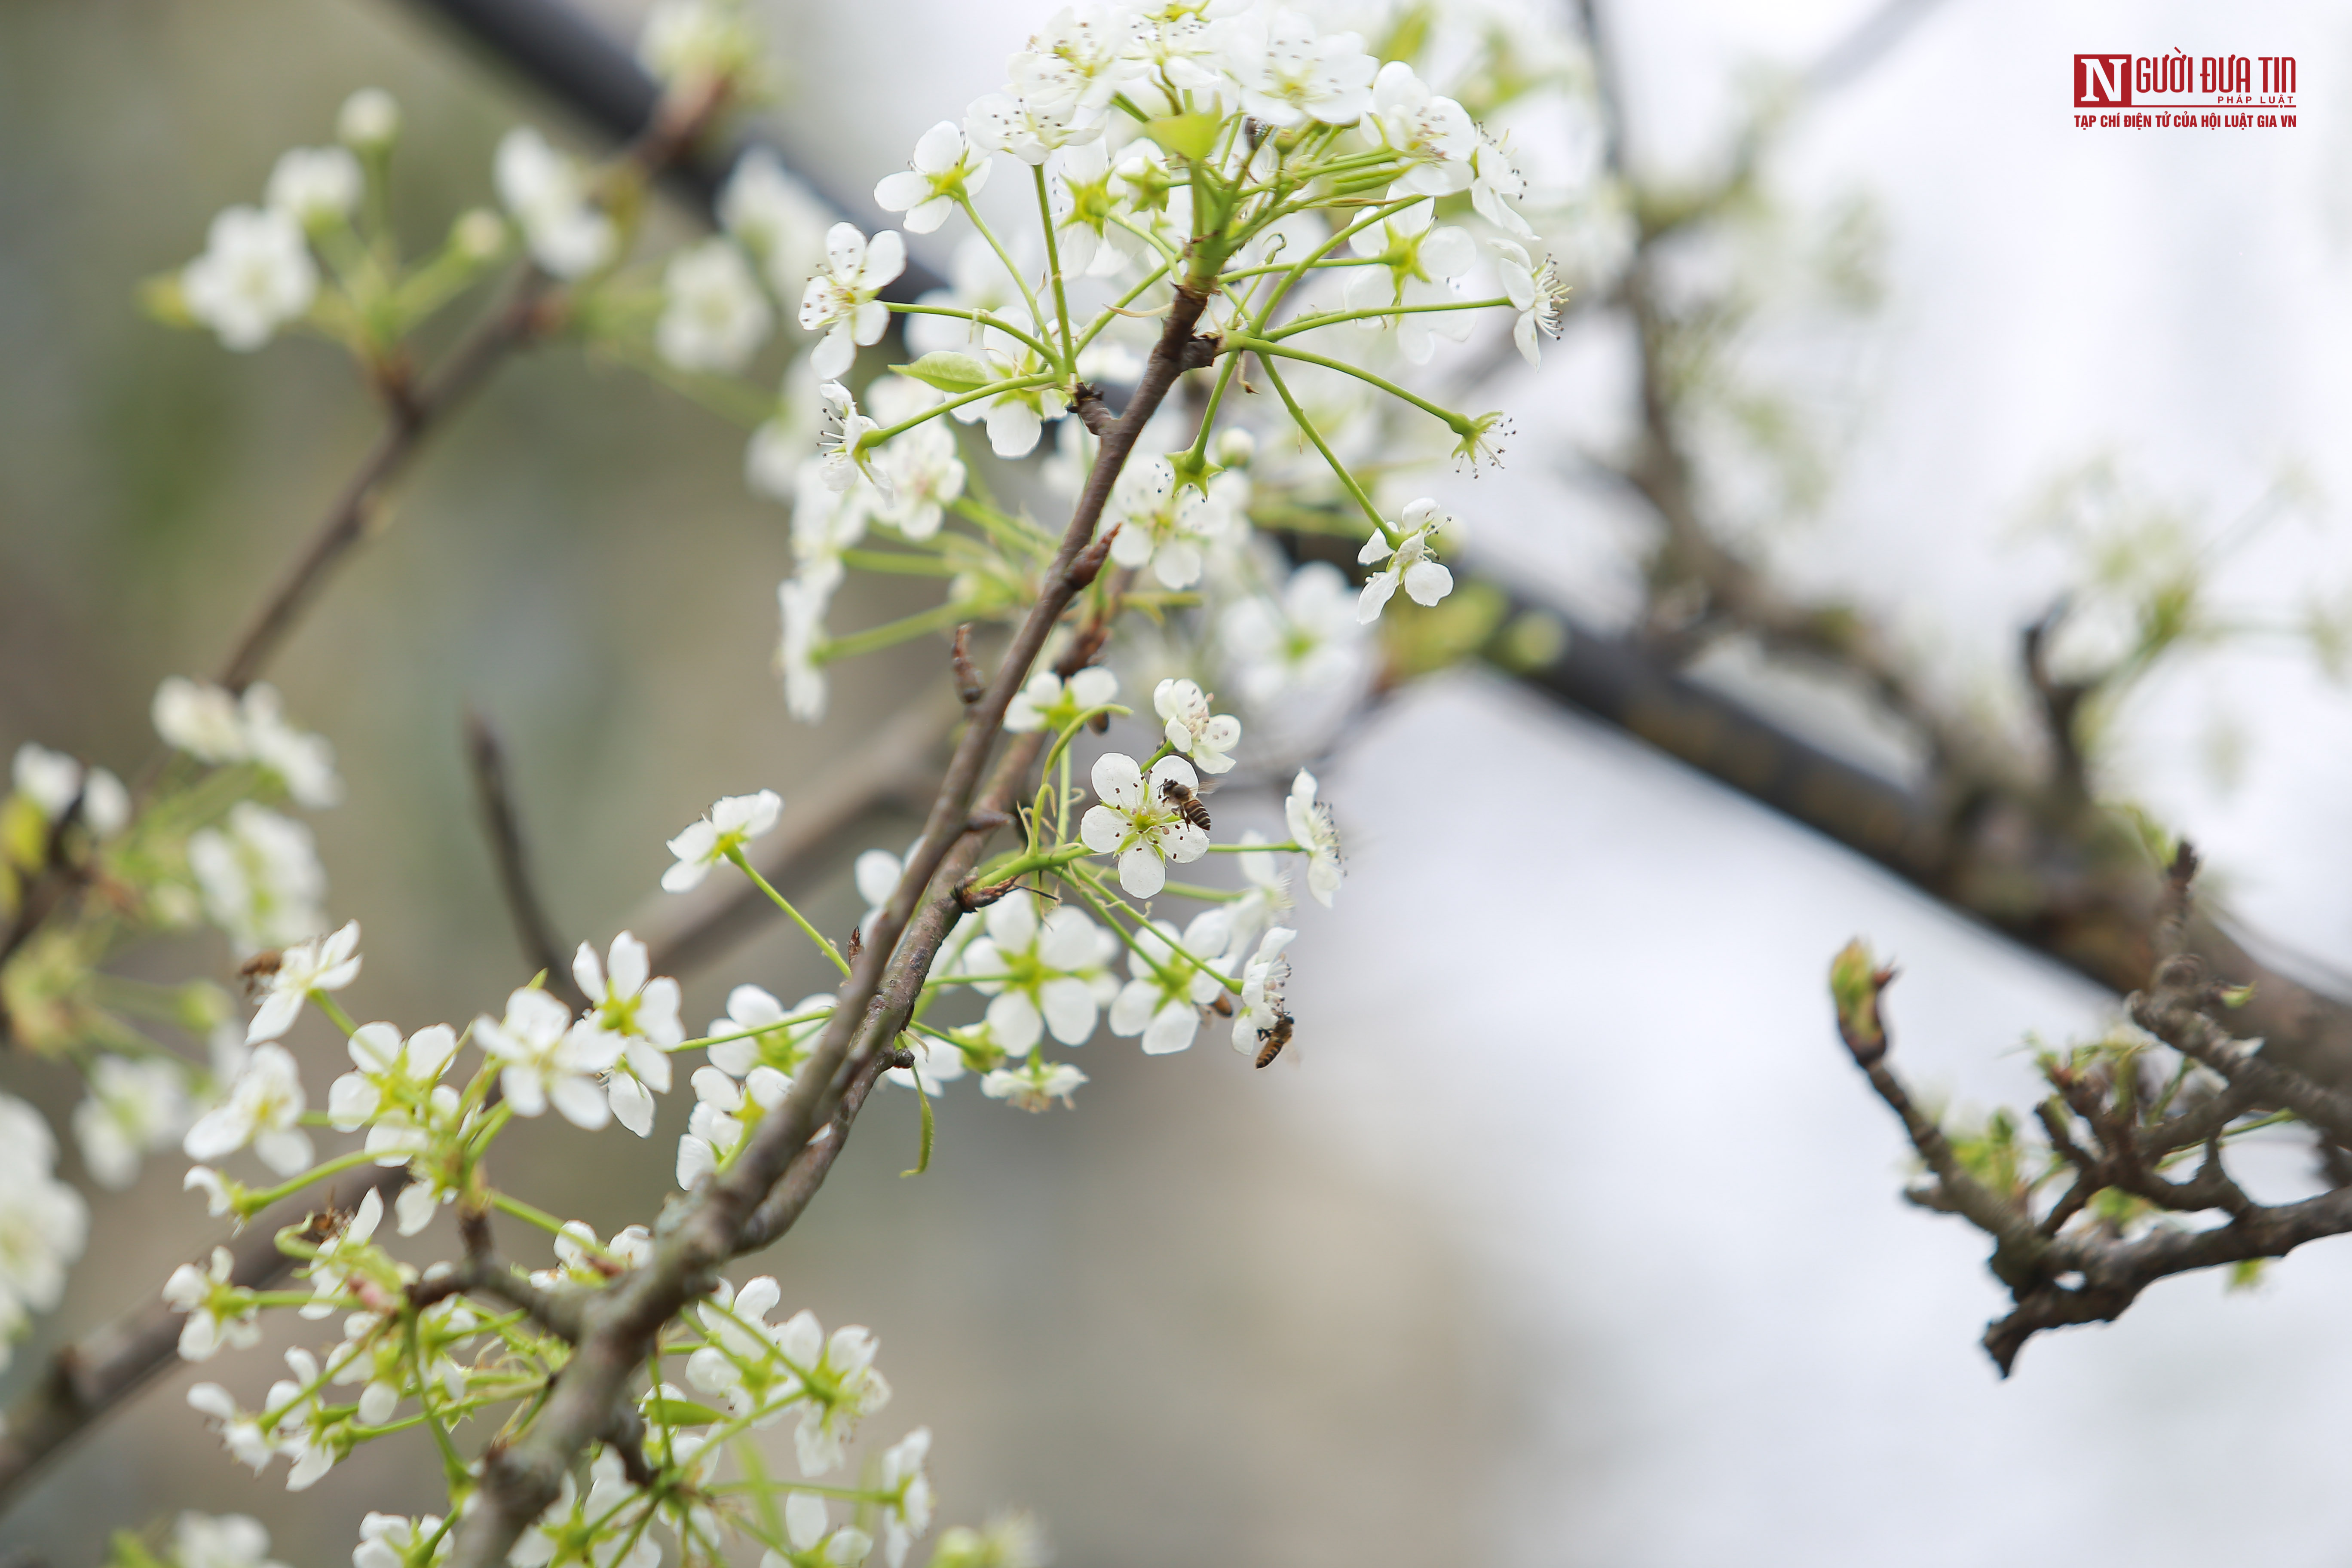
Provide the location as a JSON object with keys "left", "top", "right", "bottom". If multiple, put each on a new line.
{"left": 464, "top": 710, "right": 587, "bottom": 1011}
{"left": 444, "top": 283, "right": 1217, "bottom": 1568}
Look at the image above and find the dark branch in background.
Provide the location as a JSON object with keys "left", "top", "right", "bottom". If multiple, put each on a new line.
{"left": 465, "top": 710, "right": 588, "bottom": 1010}
{"left": 1838, "top": 848, "right": 2352, "bottom": 1373}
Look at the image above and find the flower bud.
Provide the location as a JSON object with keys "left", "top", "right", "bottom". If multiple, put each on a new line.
{"left": 1213, "top": 426, "right": 1256, "bottom": 467}
{"left": 453, "top": 208, "right": 507, "bottom": 261}
{"left": 337, "top": 88, "right": 401, "bottom": 150}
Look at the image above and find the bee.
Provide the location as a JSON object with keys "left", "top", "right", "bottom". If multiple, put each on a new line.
{"left": 1160, "top": 776, "right": 1213, "bottom": 832}
{"left": 237, "top": 948, "right": 284, "bottom": 998}
{"left": 292, "top": 1193, "right": 354, "bottom": 1247}
{"left": 1253, "top": 1010, "right": 1295, "bottom": 1069}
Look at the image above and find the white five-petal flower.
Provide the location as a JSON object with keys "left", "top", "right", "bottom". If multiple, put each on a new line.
{"left": 798, "top": 223, "right": 907, "bottom": 380}
{"left": 1079, "top": 753, "right": 1211, "bottom": 898}
{"left": 1152, "top": 678, "right": 1241, "bottom": 775}
{"left": 874, "top": 121, "right": 992, "bottom": 234}
{"left": 1355, "top": 499, "right": 1457, "bottom": 622}
{"left": 181, "top": 207, "right": 317, "bottom": 352}
{"left": 245, "top": 919, "right": 363, "bottom": 1043}
{"left": 1284, "top": 769, "right": 1344, "bottom": 906}
{"left": 663, "top": 789, "right": 784, "bottom": 891}
{"left": 472, "top": 987, "right": 619, "bottom": 1130}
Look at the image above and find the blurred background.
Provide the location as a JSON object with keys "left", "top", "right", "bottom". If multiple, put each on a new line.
{"left": 8, "top": 0, "right": 2352, "bottom": 1563}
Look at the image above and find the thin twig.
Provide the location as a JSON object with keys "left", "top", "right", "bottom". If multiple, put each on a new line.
{"left": 464, "top": 710, "right": 587, "bottom": 1011}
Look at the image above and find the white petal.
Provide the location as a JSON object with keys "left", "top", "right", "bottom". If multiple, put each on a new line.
{"left": 1116, "top": 845, "right": 1165, "bottom": 898}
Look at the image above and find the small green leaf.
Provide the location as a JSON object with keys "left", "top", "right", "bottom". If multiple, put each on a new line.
{"left": 894, "top": 352, "right": 993, "bottom": 394}
{"left": 1142, "top": 112, "right": 1222, "bottom": 161}
{"left": 902, "top": 1060, "right": 935, "bottom": 1178}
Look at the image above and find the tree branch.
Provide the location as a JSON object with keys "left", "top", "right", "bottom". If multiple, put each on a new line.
{"left": 465, "top": 710, "right": 587, "bottom": 1011}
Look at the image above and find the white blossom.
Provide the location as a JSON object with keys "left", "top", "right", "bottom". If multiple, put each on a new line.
{"left": 953, "top": 891, "right": 1118, "bottom": 1053}
{"left": 1221, "top": 560, "right": 1367, "bottom": 704}
{"left": 874, "top": 121, "right": 992, "bottom": 235}
{"left": 1491, "top": 238, "right": 1569, "bottom": 366}
{"left": 152, "top": 677, "right": 339, "bottom": 806}
{"left": 1343, "top": 199, "right": 1475, "bottom": 364}
{"left": 1470, "top": 127, "right": 1536, "bottom": 240}
{"left": 574, "top": 932, "right": 683, "bottom": 1136}
{"left": 265, "top": 147, "right": 363, "bottom": 225}
{"left": 877, "top": 1427, "right": 936, "bottom": 1568}
{"left": 72, "top": 1053, "right": 191, "bottom": 1189}
{"left": 721, "top": 150, "right": 831, "bottom": 300}
{"left": 799, "top": 223, "right": 906, "bottom": 380}
{"left": 187, "top": 803, "right": 328, "bottom": 954}
{"left": 663, "top": 789, "right": 783, "bottom": 891}
{"left": 297, "top": 1185, "right": 385, "bottom": 1319}
{"left": 245, "top": 919, "right": 363, "bottom": 1043}
{"left": 964, "top": 89, "right": 1096, "bottom": 166}
{"left": 1217, "top": 9, "right": 1376, "bottom": 128}
{"left": 353, "top": 1513, "right": 446, "bottom": 1568}
{"left": 981, "top": 1057, "right": 1087, "bottom": 1110}
{"left": 181, "top": 206, "right": 316, "bottom": 352}
{"left": 0, "top": 1095, "right": 89, "bottom": 1361}
{"left": 494, "top": 126, "right": 616, "bottom": 279}
{"left": 657, "top": 239, "right": 773, "bottom": 372}
{"left": 1102, "top": 456, "right": 1237, "bottom": 588}
{"left": 1109, "top": 910, "right": 1231, "bottom": 1054}
{"left": 1284, "top": 769, "right": 1344, "bottom": 906}
{"left": 184, "top": 1042, "right": 313, "bottom": 1175}
{"left": 1231, "top": 925, "right": 1295, "bottom": 1050}
{"left": 10, "top": 743, "right": 129, "bottom": 835}
{"left": 818, "top": 380, "right": 893, "bottom": 499}
{"left": 1152, "top": 677, "right": 1241, "bottom": 774}
{"left": 165, "top": 1246, "right": 260, "bottom": 1362}
{"left": 174, "top": 1512, "right": 289, "bottom": 1568}
{"left": 1356, "top": 498, "right": 1457, "bottom": 621}
{"left": 1002, "top": 665, "right": 1118, "bottom": 733}
{"left": 187, "top": 1381, "right": 277, "bottom": 1474}
{"left": 1369, "top": 62, "right": 1476, "bottom": 196}
{"left": 778, "top": 574, "right": 832, "bottom": 723}
{"left": 473, "top": 987, "right": 619, "bottom": 1129}
{"left": 153, "top": 675, "right": 247, "bottom": 761}
{"left": 337, "top": 89, "right": 401, "bottom": 150}
{"left": 1013, "top": 6, "right": 1145, "bottom": 116}
{"left": 1081, "top": 752, "right": 1211, "bottom": 897}
{"left": 771, "top": 1493, "right": 875, "bottom": 1567}
{"left": 638, "top": 0, "right": 760, "bottom": 86}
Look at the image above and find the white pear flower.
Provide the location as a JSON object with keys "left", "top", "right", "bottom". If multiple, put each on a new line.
{"left": 245, "top": 919, "right": 362, "bottom": 1042}
{"left": 964, "top": 89, "right": 1097, "bottom": 166}
{"left": 779, "top": 1311, "right": 893, "bottom": 1476}
{"left": 238, "top": 682, "right": 341, "bottom": 807}
{"left": 72, "top": 1053, "right": 191, "bottom": 1189}
{"left": 337, "top": 89, "right": 401, "bottom": 150}
{"left": 181, "top": 205, "right": 317, "bottom": 352}
{"left": 1221, "top": 560, "right": 1368, "bottom": 704}
{"left": 638, "top": 0, "right": 761, "bottom": 86}
{"left": 1218, "top": 9, "right": 1376, "bottom": 127}
{"left": 1221, "top": 833, "right": 1295, "bottom": 959}
{"left": 1002, "top": 666, "right": 1118, "bottom": 733}
{"left": 184, "top": 1042, "right": 314, "bottom": 1176}
{"left": 818, "top": 380, "right": 893, "bottom": 499}
{"left": 153, "top": 675, "right": 246, "bottom": 760}
{"left": 529, "top": 1220, "right": 654, "bottom": 1290}
{"left": 944, "top": 321, "right": 1069, "bottom": 457}
{"left": 165, "top": 1246, "right": 262, "bottom": 1362}
{"left": 799, "top": 223, "right": 906, "bottom": 380}
{"left": 10, "top": 743, "right": 129, "bottom": 836}
{"left": 981, "top": 1057, "right": 1087, "bottom": 1111}
{"left": 710, "top": 986, "right": 835, "bottom": 1078}
{"left": 1470, "top": 127, "right": 1536, "bottom": 240}
{"left": 1356, "top": 499, "right": 1458, "bottom": 621}
{"left": 1153, "top": 678, "right": 1241, "bottom": 775}
{"left": 1491, "top": 239, "right": 1569, "bottom": 366}
{"left": 184, "top": 1164, "right": 239, "bottom": 1220}
{"left": 187, "top": 803, "right": 329, "bottom": 954}
{"left": 1103, "top": 456, "right": 1239, "bottom": 588}
{"left": 472, "top": 987, "right": 620, "bottom": 1129}
{"left": 494, "top": 126, "right": 616, "bottom": 279}
{"left": 327, "top": 1021, "right": 459, "bottom": 1132}
{"left": 1231, "top": 925, "right": 1295, "bottom": 1050}
{"left": 663, "top": 789, "right": 784, "bottom": 891}
{"left": 1048, "top": 139, "right": 1144, "bottom": 279}
{"left": 1369, "top": 62, "right": 1476, "bottom": 196}
{"left": 789, "top": 459, "right": 870, "bottom": 593}
{"left": 677, "top": 1060, "right": 794, "bottom": 1187}
{"left": 1109, "top": 910, "right": 1231, "bottom": 1055}
{"left": 877, "top": 1427, "right": 936, "bottom": 1568}
{"left": 875, "top": 121, "right": 992, "bottom": 235}
{"left": 1012, "top": 6, "right": 1145, "bottom": 115}
{"left": 265, "top": 147, "right": 363, "bottom": 226}
{"left": 574, "top": 932, "right": 683, "bottom": 1137}
{"left": 773, "top": 1492, "right": 876, "bottom": 1568}
{"left": 257, "top": 1345, "right": 340, "bottom": 1490}
{"left": 657, "top": 239, "right": 772, "bottom": 373}
{"left": 1080, "top": 752, "right": 1212, "bottom": 897}
{"left": 1284, "top": 769, "right": 1344, "bottom": 906}
{"left": 297, "top": 1186, "right": 385, "bottom": 1319}
{"left": 778, "top": 574, "right": 832, "bottom": 723}
{"left": 1343, "top": 199, "right": 1476, "bottom": 364}
{"left": 187, "top": 1381, "right": 278, "bottom": 1474}
{"left": 173, "top": 1512, "right": 290, "bottom": 1568}
{"left": 721, "top": 149, "right": 831, "bottom": 300}
{"left": 353, "top": 1515, "right": 444, "bottom": 1568}
{"left": 954, "top": 891, "right": 1118, "bottom": 1053}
